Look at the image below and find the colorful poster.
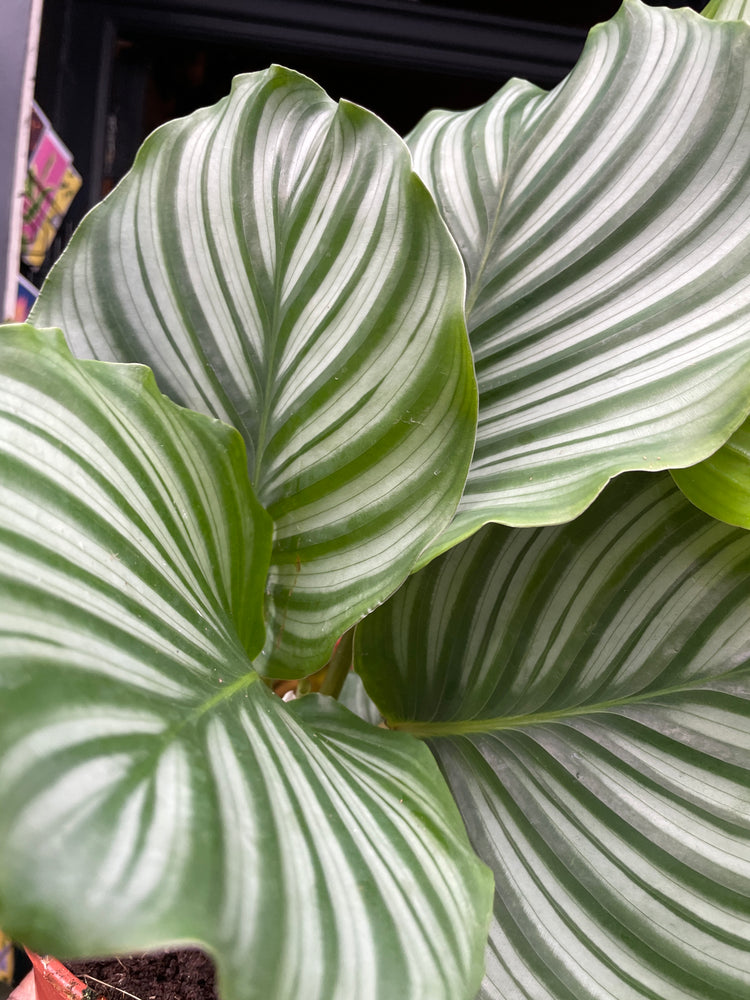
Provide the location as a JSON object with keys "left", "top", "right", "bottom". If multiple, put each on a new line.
{"left": 23, "top": 165, "right": 82, "bottom": 269}
{"left": 0, "top": 928, "right": 12, "bottom": 985}
{"left": 15, "top": 274, "right": 38, "bottom": 321}
{"left": 27, "top": 102, "right": 48, "bottom": 160}
{"left": 21, "top": 103, "right": 81, "bottom": 268}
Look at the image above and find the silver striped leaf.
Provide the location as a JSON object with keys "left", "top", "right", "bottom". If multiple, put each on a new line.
{"left": 0, "top": 324, "right": 492, "bottom": 1000}
{"left": 408, "top": 0, "right": 750, "bottom": 555}
{"left": 31, "top": 67, "right": 477, "bottom": 677}
{"left": 672, "top": 0, "right": 750, "bottom": 528}
{"left": 356, "top": 471, "right": 750, "bottom": 1000}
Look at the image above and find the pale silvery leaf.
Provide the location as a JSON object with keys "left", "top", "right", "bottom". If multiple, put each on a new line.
{"left": 409, "top": 1, "right": 750, "bottom": 554}
{"left": 0, "top": 324, "right": 492, "bottom": 1000}
{"left": 32, "top": 67, "right": 477, "bottom": 675}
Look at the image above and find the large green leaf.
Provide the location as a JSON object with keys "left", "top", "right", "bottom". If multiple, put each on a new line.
{"left": 408, "top": 0, "right": 750, "bottom": 554}
{"left": 356, "top": 472, "right": 750, "bottom": 999}
{"left": 31, "top": 66, "right": 477, "bottom": 676}
{"left": 0, "top": 324, "right": 492, "bottom": 1000}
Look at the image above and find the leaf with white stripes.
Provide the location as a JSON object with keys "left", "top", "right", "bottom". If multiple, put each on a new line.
{"left": 408, "top": 0, "right": 750, "bottom": 554}
{"left": 356, "top": 471, "right": 750, "bottom": 1000}
{"left": 31, "top": 66, "right": 477, "bottom": 677}
{"left": 672, "top": 415, "right": 750, "bottom": 528}
{"left": 0, "top": 324, "right": 492, "bottom": 1000}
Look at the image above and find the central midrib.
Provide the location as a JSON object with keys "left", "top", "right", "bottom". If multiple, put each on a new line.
{"left": 154, "top": 670, "right": 261, "bottom": 758}
{"left": 464, "top": 172, "right": 509, "bottom": 321}
{"left": 387, "top": 669, "right": 739, "bottom": 739}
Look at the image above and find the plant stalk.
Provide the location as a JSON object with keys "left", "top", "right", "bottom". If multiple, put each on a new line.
{"left": 319, "top": 627, "right": 355, "bottom": 699}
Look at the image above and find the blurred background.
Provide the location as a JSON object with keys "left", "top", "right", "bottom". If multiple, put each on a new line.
{"left": 3, "top": 0, "right": 703, "bottom": 319}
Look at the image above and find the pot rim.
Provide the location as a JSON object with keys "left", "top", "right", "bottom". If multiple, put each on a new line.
{"left": 9, "top": 950, "right": 105, "bottom": 1000}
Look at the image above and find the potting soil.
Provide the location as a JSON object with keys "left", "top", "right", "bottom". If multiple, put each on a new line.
{"left": 68, "top": 949, "right": 217, "bottom": 1000}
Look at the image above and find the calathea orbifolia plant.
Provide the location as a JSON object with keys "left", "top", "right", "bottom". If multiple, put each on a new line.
{"left": 1, "top": 1, "right": 750, "bottom": 998}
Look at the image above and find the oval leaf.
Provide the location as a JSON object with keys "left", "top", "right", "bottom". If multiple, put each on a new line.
{"left": 31, "top": 66, "right": 477, "bottom": 676}
{"left": 409, "top": 0, "right": 750, "bottom": 553}
{"left": 356, "top": 472, "right": 750, "bottom": 999}
{"left": 0, "top": 324, "right": 492, "bottom": 1000}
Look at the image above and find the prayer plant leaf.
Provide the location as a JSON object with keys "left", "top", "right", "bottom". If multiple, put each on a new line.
{"left": 671, "top": 416, "right": 750, "bottom": 528}
{"left": 0, "top": 324, "right": 492, "bottom": 1000}
{"left": 356, "top": 471, "right": 750, "bottom": 1000}
{"left": 408, "top": 0, "right": 750, "bottom": 555}
{"left": 31, "top": 66, "right": 477, "bottom": 678}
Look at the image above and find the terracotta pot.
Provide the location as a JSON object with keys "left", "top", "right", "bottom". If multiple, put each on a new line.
{"left": 9, "top": 951, "right": 104, "bottom": 1000}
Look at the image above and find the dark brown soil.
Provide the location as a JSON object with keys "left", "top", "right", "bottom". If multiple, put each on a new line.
{"left": 67, "top": 949, "right": 218, "bottom": 1000}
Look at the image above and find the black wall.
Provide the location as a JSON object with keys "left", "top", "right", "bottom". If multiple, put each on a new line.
{"left": 33, "top": 0, "right": 702, "bottom": 272}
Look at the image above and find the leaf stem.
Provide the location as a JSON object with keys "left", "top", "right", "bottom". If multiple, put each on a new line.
{"left": 319, "top": 627, "right": 355, "bottom": 700}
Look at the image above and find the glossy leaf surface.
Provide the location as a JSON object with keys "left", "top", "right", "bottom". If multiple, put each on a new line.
{"left": 356, "top": 472, "right": 750, "bottom": 999}
{"left": 0, "top": 325, "right": 492, "bottom": 1000}
{"left": 409, "top": 0, "right": 750, "bottom": 552}
{"left": 32, "top": 67, "right": 477, "bottom": 676}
